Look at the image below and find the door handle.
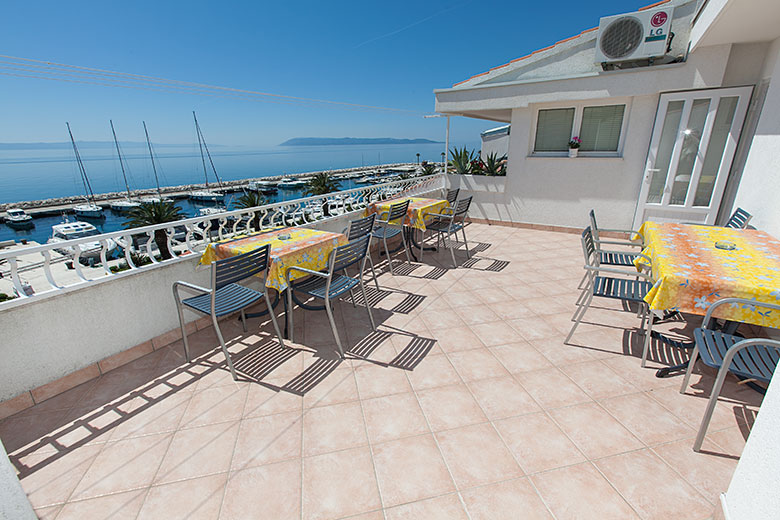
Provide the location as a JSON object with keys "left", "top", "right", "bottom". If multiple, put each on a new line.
{"left": 645, "top": 168, "right": 660, "bottom": 183}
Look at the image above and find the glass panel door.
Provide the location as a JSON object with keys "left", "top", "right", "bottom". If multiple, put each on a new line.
{"left": 633, "top": 87, "right": 752, "bottom": 228}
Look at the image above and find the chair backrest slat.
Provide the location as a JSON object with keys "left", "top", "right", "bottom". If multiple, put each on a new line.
{"left": 726, "top": 207, "right": 752, "bottom": 229}
{"left": 347, "top": 214, "right": 376, "bottom": 240}
{"left": 387, "top": 200, "right": 410, "bottom": 222}
{"left": 581, "top": 226, "right": 597, "bottom": 265}
{"left": 213, "top": 243, "right": 271, "bottom": 289}
{"left": 332, "top": 235, "right": 371, "bottom": 272}
{"left": 588, "top": 209, "right": 602, "bottom": 241}
{"left": 446, "top": 188, "right": 459, "bottom": 206}
{"left": 454, "top": 196, "right": 472, "bottom": 217}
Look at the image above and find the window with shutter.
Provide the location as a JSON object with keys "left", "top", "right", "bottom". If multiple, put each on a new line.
{"left": 533, "top": 108, "right": 575, "bottom": 152}
{"left": 579, "top": 105, "right": 625, "bottom": 152}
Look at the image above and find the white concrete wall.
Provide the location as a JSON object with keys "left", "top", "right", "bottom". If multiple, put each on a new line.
{"left": 481, "top": 133, "right": 509, "bottom": 160}
{"left": 733, "top": 40, "right": 780, "bottom": 236}
{"left": 0, "top": 440, "right": 36, "bottom": 520}
{"left": 720, "top": 373, "right": 780, "bottom": 519}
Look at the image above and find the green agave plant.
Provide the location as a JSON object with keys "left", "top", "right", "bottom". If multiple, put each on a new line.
{"left": 448, "top": 146, "right": 477, "bottom": 174}
{"left": 482, "top": 152, "right": 507, "bottom": 176}
{"left": 234, "top": 190, "right": 267, "bottom": 231}
{"left": 125, "top": 201, "right": 185, "bottom": 260}
{"left": 421, "top": 162, "right": 437, "bottom": 176}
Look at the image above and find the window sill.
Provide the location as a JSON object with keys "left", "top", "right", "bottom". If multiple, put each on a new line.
{"left": 528, "top": 152, "right": 623, "bottom": 158}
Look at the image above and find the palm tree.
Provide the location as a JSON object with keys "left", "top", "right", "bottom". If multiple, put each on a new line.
{"left": 304, "top": 171, "right": 340, "bottom": 196}
{"left": 125, "top": 201, "right": 184, "bottom": 260}
{"left": 234, "top": 190, "right": 267, "bottom": 231}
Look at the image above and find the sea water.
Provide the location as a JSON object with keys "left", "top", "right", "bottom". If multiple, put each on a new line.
{"left": 0, "top": 142, "right": 474, "bottom": 244}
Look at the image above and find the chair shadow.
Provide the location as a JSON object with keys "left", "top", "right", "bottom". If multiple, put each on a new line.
{"left": 459, "top": 256, "right": 510, "bottom": 272}
{"left": 390, "top": 336, "right": 437, "bottom": 371}
{"left": 391, "top": 293, "right": 427, "bottom": 314}
{"left": 348, "top": 330, "right": 395, "bottom": 360}
{"left": 231, "top": 339, "right": 301, "bottom": 381}
{"left": 281, "top": 358, "right": 343, "bottom": 396}
{"left": 343, "top": 286, "right": 392, "bottom": 308}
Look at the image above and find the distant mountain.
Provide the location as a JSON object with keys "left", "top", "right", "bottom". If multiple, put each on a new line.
{"left": 280, "top": 137, "right": 441, "bottom": 146}
{"left": 0, "top": 141, "right": 206, "bottom": 150}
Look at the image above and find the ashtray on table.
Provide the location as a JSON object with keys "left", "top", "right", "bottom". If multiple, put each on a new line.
{"left": 715, "top": 241, "right": 737, "bottom": 251}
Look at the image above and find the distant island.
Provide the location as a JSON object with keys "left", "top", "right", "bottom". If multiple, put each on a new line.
{"left": 280, "top": 137, "right": 441, "bottom": 146}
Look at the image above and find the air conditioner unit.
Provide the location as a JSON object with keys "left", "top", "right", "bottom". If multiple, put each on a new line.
{"left": 595, "top": 6, "right": 674, "bottom": 64}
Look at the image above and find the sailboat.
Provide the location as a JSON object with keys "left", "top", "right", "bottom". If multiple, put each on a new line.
{"left": 108, "top": 120, "right": 141, "bottom": 212}
{"left": 140, "top": 121, "right": 173, "bottom": 204}
{"left": 189, "top": 112, "right": 225, "bottom": 203}
{"left": 66, "top": 122, "right": 104, "bottom": 219}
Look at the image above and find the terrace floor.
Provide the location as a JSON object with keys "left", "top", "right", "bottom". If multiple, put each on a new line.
{"left": 1, "top": 223, "right": 762, "bottom": 520}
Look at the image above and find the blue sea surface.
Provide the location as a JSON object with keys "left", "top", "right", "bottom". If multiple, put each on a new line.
{"left": 0, "top": 142, "right": 474, "bottom": 245}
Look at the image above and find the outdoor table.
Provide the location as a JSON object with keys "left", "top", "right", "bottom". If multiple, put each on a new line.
{"left": 365, "top": 196, "right": 449, "bottom": 260}
{"left": 635, "top": 221, "right": 780, "bottom": 375}
{"left": 200, "top": 227, "right": 347, "bottom": 333}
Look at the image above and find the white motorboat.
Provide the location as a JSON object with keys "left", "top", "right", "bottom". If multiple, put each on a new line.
{"left": 198, "top": 206, "right": 228, "bottom": 217}
{"left": 73, "top": 203, "right": 105, "bottom": 219}
{"left": 109, "top": 199, "right": 142, "bottom": 212}
{"left": 4, "top": 208, "right": 34, "bottom": 229}
{"left": 48, "top": 220, "right": 117, "bottom": 261}
{"left": 190, "top": 190, "right": 225, "bottom": 202}
{"left": 248, "top": 180, "right": 278, "bottom": 194}
{"left": 356, "top": 176, "right": 379, "bottom": 184}
{"left": 277, "top": 177, "right": 307, "bottom": 190}
{"left": 138, "top": 196, "right": 174, "bottom": 204}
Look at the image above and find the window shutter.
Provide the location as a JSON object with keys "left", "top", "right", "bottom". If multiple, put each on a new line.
{"left": 534, "top": 108, "right": 575, "bottom": 152}
{"left": 579, "top": 105, "right": 625, "bottom": 152}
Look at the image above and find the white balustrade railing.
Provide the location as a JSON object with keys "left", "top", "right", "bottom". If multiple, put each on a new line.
{"left": 0, "top": 174, "right": 446, "bottom": 305}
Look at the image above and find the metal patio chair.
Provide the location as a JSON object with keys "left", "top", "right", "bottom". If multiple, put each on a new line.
{"left": 679, "top": 297, "right": 780, "bottom": 451}
{"left": 371, "top": 199, "right": 412, "bottom": 275}
{"left": 725, "top": 207, "right": 752, "bottom": 229}
{"left": 589, "top": 209, "right": 644, "bottom": 248}
{"left": 566, "top": 226, "right": 655, "bottom": 348}
{"left": 345, "top": 213, "right": 380, "bottom": 291}
{"left": 173, "top": 244, "right": 285, "bottom": 381}
{"left": 445, "top": 188, "right": 459, "bottom": 206}
{"left": 286, "top": 234, "right": 377, "bottom": 358}
{"left": 421, "top": 196, "right": 473, "bottom": 267}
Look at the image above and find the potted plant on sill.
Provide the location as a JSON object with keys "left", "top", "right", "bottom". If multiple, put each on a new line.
{"left": 568, "top": 136, "right": 582, "bottom": 158}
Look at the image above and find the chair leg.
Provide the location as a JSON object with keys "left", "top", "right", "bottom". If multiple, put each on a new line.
{"left": 461, "top": 227, "right": 470, "bottom": 259}
{"left": 400, "top": 228, "right": 412, "bottom": 265}
{"left": 680, "top": 345, "right": 701, "bottom": 394}
{"left": 565, "top": 291, "right": 594, "bottom": 343}
{"left": 359, "top": 276, "right": 376, "bottom": 331}
{"left": 419, "top": 229, "right": 425, "bottom": 262}
{"left": 693, "top": 363, "right": 731, "bottom": 452}
{"left": 344, "top": 268, "right": 357, "bottom": 308}
{"left": 265, "top": 287, "right": 285, "bottom": 348}
{"left": 383, "top": 235, "right": 394, "bottom": 275}
{"left": 448, "top": 232, "right": 458, "bottom": 267}
{"left": 325, "top": 298, "right": 345, "bottom": 358}
{"left": 240, "top": 309, "right": 247, "bottom": 333}
{"left": 577, "top": 270, "right": 589, "bottom": 290}
{"left": 366, "top": 249, "right": 381, "bottom": 291}
{"left": 286, "top": 288, "right": 295, "bottom": 343}
{"left": 640, "top": 310, "right": 655, "bottom": 368}
{"left": 213, "top": 315, "right": 239, "bottom": 381}
{"left": 175, "top": 301, "right": 192, "bottom": 362}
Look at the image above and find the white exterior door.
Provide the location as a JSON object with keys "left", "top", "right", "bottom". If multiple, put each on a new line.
{"left": 633, "top": 86, "right": 752, "bottom": 228}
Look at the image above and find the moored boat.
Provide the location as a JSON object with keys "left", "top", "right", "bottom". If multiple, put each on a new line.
{"left": 48, "top": 220, "right": 117, "bottom": 261}
{"left": 4, "top": 208, "right": 34, "bottom": 229}
{"left": 67, "top": 122, "right": 104, "bottom": 220}
{"left": 108, "top": 120, "right": 142, "bottom": 213}
{"left": 278, "top": 177, "right": 307, "bottom": 190}
{"left": 73, "top": 203, "right": 105, "bottom": 219}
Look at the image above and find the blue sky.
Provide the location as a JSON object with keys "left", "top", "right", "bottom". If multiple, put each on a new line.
{"left": 0, "top": 0, "right": 654, "bottom": 147}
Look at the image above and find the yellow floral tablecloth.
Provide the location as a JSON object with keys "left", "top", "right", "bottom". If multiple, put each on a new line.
{"left": 200, "top": 227, "right": 347, "bottom": 291}
{"left": 365, "top": 197, "right": 448, "bottom": 231}
{"left": 635, "top": 221, "right": 780, "bottom": 327}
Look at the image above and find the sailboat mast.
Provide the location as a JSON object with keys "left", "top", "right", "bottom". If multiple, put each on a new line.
{"left": 142, "top": 121, "right": 163, "bottom": 199}
{"left": 110, "top": 120, "right": 132, "bottom": 199}
{"left": 193, "top": 112, "right": 209, "bottom": 189}
{"left": 66, "top": 122, "right": 97, "bottom": 205}
{"left": 193, "top": 112, "right": 223, "bottom": 190}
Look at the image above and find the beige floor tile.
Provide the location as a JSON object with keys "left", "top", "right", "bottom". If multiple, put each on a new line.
{"left": 421, "top": 309, "right": 468, "bottom": 331}
{"left": 70, "top": 432, "right": 173, "bottom": 500}
{"left": 436, "top": 423, "right": 523, "bottom": 489}
{"left": 447, "top": 349, "right": 510, "bottom": 382}
{"left": 385, "top": 493, "right": 469, "bottom": 520}
{"left": 531, "top": 462, "right": 639, "bottom": 520}
{"left": 601, "top": 392, "right": 696, "bottom": 446}
{"left": 243, "top": 380, "right": 303, "bottom": 418}
{"left": 361, "top": 393, "right": 430, "bottom": 444}
{"left": 155, "top": 421, "right": 239, "bottom": 484}
{"left": 139, "top": 472, "right": 227, "bottom": 519}
{"left": 405, "top": 354, "right": 461, "bottom": 390}
{"left": 453, "top": 304, "right": 503, "bottom": 326}
{"left": 560, "top": 361, "right": 639, "bottom": 399}
{"left": 507, "top": 318, "right": 562, "bottom": 342}
{"left": 434, "top": 325, "right": 485, "bottom": 353}
{"left": 489, "top": 342, "right": 553, "bottom": 374}
{"left": 19, "top": 444, "right": 103, "bottom": 508}
{"left": 416, "top": 384, "right": 487, "bottom": 431}
{"left": 221, "top": 459, "right": 300, "bottom": 520}
{"left": 647, "top": 386, "right": 742, "bottom": 432}
{"left": 467, "top": 376, "right": 540, "bottom": 420}
{"left": 179, "top": 384, "right": 248, "bottom": 428}
{"left": 515, "top": 368, "right": 592, "bottom": 410}
{"left": 549, "top": 402, "right": 644, "bottom": 459}
{"left": 371, "top": 434, "right": 455, "bottom": 507}
{"left": 303, "top": 401, "right": 368, "bottom": 457}
{"left": 302, "top": 446, "right": 381, "bottom": 520}
{"left": 461, "top": 478, "right": 554, "bottom": 520}
{"left": 106, "top": 391, "right": 193, "bottom": 442}
{"left": 530, "top": 338, "right": 598, "bottom": 366}
{"left": 707, "top": 425, "right": 749, "bottom": 458}
{"left": 55, "top": 488, "right": 146, "bottom": 520}
{"left": 230, "top": 411, "right": 302, "bottom": 471}
{"left": 494, "top": 413, "right": 586, "bottom": 474}
{"left": 301, "top": 369, "right": 360, "bottom": 408}
{"left": 595, "top": 449, "right": 713, "bottom": 519}
{"left": 487, "top": 301, "right": 538, "bottom": 321}
{"left": 653, "top": 439, "right": 738, "bottom": 502}
{"left": 470, "top": 322, "right": 524, "bottom": 347}
{"left": 353, "top": 363, "right": 412, "bottom": 399}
